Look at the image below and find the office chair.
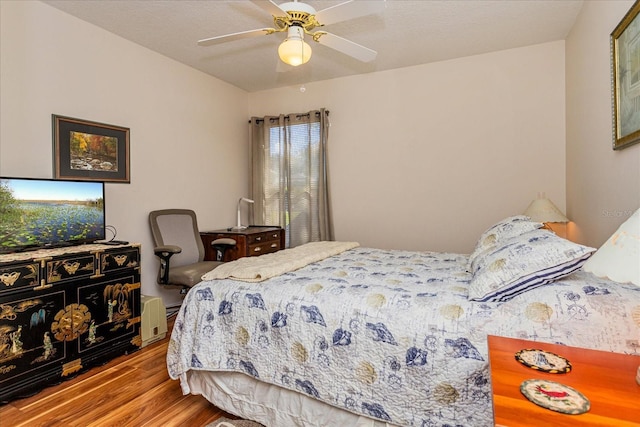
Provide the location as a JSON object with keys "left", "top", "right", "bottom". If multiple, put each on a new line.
{"left": 149, "top": 209, "right": 235, "bottom": 294}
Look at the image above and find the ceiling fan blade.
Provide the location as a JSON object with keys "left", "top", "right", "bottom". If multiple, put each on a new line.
{"left": 250, "top": 0, "right": 286, "bottom": 17}
{"left": 315, "top": 0, "right": 386, "bottom": 26}
{"left": 315, "top": 32, "right": 377, "bottom": 62}
{"left": 198, "top": 28, "right": 274, "bottom": 46}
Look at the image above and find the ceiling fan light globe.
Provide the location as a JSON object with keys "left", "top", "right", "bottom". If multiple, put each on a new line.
{"left": 279, "top": 2, "right": 316, "bottom": 15}
{"left": 278, "top": 38, "right": 312, "bottom": 66}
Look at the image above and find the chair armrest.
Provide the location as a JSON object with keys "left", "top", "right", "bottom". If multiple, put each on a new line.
{"left": 210, "top": 238, "right": 236, "bottom": 262}
{"left": 153, "top": 245, "right": 182, "bottom": 284}
{"left": 154, "top": 245, "right": 182, "bottom": 257}
{"left": 210, "top": 238, "right": 236, "bottom": 247}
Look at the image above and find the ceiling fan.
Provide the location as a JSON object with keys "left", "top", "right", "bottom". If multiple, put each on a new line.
{"left": 198, "top": 0, "right": 385, "bottom": 67}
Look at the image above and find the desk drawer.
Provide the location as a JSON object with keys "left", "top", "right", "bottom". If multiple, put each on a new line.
{"left": 201, "top": 227, "right": 284, "bottom": 261}
{"left": 248, "top": 240, "right": 281, "bottom": 256}
{"left": 247, "top": 230, "right": 281, "bottom": 245}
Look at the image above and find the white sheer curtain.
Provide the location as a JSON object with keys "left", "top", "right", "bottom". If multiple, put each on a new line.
{"left": 249, "top": 109, "right": 333, "bottom": 248}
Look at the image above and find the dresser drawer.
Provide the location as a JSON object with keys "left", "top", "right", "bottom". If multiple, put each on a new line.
{"left": 0, "top": 261, "right": 40, "bottom": 295}
{"left": 46, "top": 254, "right": 97, "bottom": 284}
{"left": 100, "top": 247, "right": 140, "bottom": 275}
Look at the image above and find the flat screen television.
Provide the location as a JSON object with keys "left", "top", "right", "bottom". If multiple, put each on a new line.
{"left": 0, "top": 177, "right": 105, "bottom": 254}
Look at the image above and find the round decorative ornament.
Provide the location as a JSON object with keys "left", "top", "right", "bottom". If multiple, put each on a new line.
{"left": 520, "top": 379, "right": 590, "bottom": 415}
{"left": 51, "top": 303, "right": 92, "bottom": 341}
{"left": 515, "top": 348, "right": 571, "bottom": 374}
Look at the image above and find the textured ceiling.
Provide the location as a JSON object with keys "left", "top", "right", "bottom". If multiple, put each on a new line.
{"left": 42, "top": 0, "right": 584, "bottom": 93}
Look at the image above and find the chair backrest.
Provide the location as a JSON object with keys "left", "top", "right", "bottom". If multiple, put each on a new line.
{"left": 149, "top": 209, "right": 205, "bottom": 267}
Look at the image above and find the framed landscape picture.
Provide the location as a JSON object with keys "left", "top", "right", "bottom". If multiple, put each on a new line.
{"left": 52, "top": 115, "right": 130, "bottom": 182}
{"left": 611, "top": 0, "right": 640, "bottom": 150}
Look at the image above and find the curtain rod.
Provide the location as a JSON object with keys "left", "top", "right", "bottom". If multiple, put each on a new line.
{"left": 249, "top": 110, "right": 329, "bottom": 124}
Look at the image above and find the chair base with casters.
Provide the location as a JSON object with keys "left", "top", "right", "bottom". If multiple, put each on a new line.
{"left": 149, "top": 209, "right": 236, "bottom": 294}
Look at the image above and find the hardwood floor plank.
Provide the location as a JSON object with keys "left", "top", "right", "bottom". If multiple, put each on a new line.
{"left": 8, "top": 367, "right": 136, "bottom": 426}
{"left": 62, "top": 369, "right": 156, "bottom": 426}
{"left": 17, "top": 366, "right": 132, "bottom": 411}
{"left": 83, "top": 380, "right": 186, "bottom": 427}
{"left": 142, "top": 394, "right": 226, "bottom": 427}
{"left": 0, "top": 316, "right": 234, "bottom": 426}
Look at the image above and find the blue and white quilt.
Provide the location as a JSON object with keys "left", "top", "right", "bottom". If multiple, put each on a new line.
{"left": 167, "top": 246, "right": 640, "bottom": 427}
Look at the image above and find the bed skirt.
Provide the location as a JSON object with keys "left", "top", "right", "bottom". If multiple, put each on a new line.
{"left": 184, "top": 371, "right": 400, "bottom": 427}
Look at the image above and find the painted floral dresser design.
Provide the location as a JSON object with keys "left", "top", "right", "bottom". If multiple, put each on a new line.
{"left": 0, "top": 244, "right": 141, "bottom": 403}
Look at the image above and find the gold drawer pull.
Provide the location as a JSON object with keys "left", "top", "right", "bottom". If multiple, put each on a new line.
{"left": 63, "top": 262, "right": 80, "bottom": 275}
{"left": 272, "top": 233, "right": 278, "bottom": 238}
{"left": 271, "top": 243, "right": 278, "bottom": 248}
{"left": 253, "top": 247, "right": 262, "bottom": 252}
{"left": 0, "top": 271, "right": 20, "bottom": 286}
{"left": 255, "top": 236, "right": 262, "bottom": 241}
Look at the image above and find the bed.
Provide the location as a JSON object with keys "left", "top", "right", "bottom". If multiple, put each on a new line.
{"left": 167, "top": 215, "right": 640, "bottom": 427}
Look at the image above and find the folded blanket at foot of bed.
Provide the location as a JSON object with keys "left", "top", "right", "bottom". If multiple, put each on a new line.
{"left": 201, "top": 241, "right": 360, "bottom": 282}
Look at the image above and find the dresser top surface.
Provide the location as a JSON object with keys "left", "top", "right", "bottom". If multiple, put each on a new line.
{"left": 0, "top": 243, "right": 139, "bottom": 264}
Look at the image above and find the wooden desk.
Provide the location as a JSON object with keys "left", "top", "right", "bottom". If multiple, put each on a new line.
{"left": 488, "top": 335, "right": 640, "bottom": 427}
{"left": 200, "top": 226, "right": 284, "bottom": 261}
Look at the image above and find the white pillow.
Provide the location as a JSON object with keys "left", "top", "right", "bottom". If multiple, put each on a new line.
{"left": 583, "top": 208, "right": 639, "bottom": 286}
{"left": 468, "top": 215, "right": 543, "bottom": 272}
{"left": 469, "top": 229, "right": 596, "bottom": 302}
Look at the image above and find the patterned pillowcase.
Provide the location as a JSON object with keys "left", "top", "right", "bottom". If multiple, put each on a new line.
{"left": 468, "top": 229, "right": 596, "bottom": 302}
{"left": 468, "top": 215, "right": 543, "bottom": 272}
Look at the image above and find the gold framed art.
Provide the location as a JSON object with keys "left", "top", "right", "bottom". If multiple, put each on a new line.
{"left": 611, "top": 0, "right": 640, "bottom": 150}
{"left": 52, "top": 115, "right": 130, "bottom": 183}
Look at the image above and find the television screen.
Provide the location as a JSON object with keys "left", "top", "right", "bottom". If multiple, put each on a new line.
{"left": 0, "top": 177, "right": 105, "bottom": 254}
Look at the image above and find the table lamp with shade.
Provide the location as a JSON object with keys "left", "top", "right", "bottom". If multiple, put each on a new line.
{"left": 523, "top": 193, "right": 569, "bottom": 229}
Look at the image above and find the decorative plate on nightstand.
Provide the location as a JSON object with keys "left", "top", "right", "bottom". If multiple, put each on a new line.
{"left": 520, "top": 379, "right": 590, "bottom": 415}
{"left": 515, "top": 348, "right": 571, "bottom": 373}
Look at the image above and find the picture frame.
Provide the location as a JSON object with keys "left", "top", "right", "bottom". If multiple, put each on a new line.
{"left": 611, "top": 0, "right": 640, "bottom": 150}
{"left": 52, "top": 115, "right": 130, "bottom": 183}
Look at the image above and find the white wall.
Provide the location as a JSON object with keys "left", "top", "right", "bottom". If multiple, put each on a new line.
{"left": 250, "top": 41, "right": 567, "bottom": 253}
{"left": 0, "top": 1, "right": 249, "bottom": 307}
{"left": 566, "top": 0, "right": 640, "bottom": 248}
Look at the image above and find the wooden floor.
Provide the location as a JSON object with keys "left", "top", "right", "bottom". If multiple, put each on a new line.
{"left": 0, "top": 315, "right": 235, "bottom": 427}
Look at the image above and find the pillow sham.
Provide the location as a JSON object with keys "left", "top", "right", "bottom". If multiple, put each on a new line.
{"left": 468, "top": 229, "right": 596, "bottom": 302}
{"left": 583, "top": 208, "right": 639, "bottom": 286}
{"left": 468, "top": 215, "right": 543, "bottom": 272}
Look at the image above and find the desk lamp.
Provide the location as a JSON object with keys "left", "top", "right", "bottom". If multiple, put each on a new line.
{"left": 233, "top": 197, "right": 254, "bottom": 230}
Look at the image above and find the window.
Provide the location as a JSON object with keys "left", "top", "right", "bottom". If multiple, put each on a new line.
{"left": 249, "top": 109, "right": 332, "bottom": 247}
